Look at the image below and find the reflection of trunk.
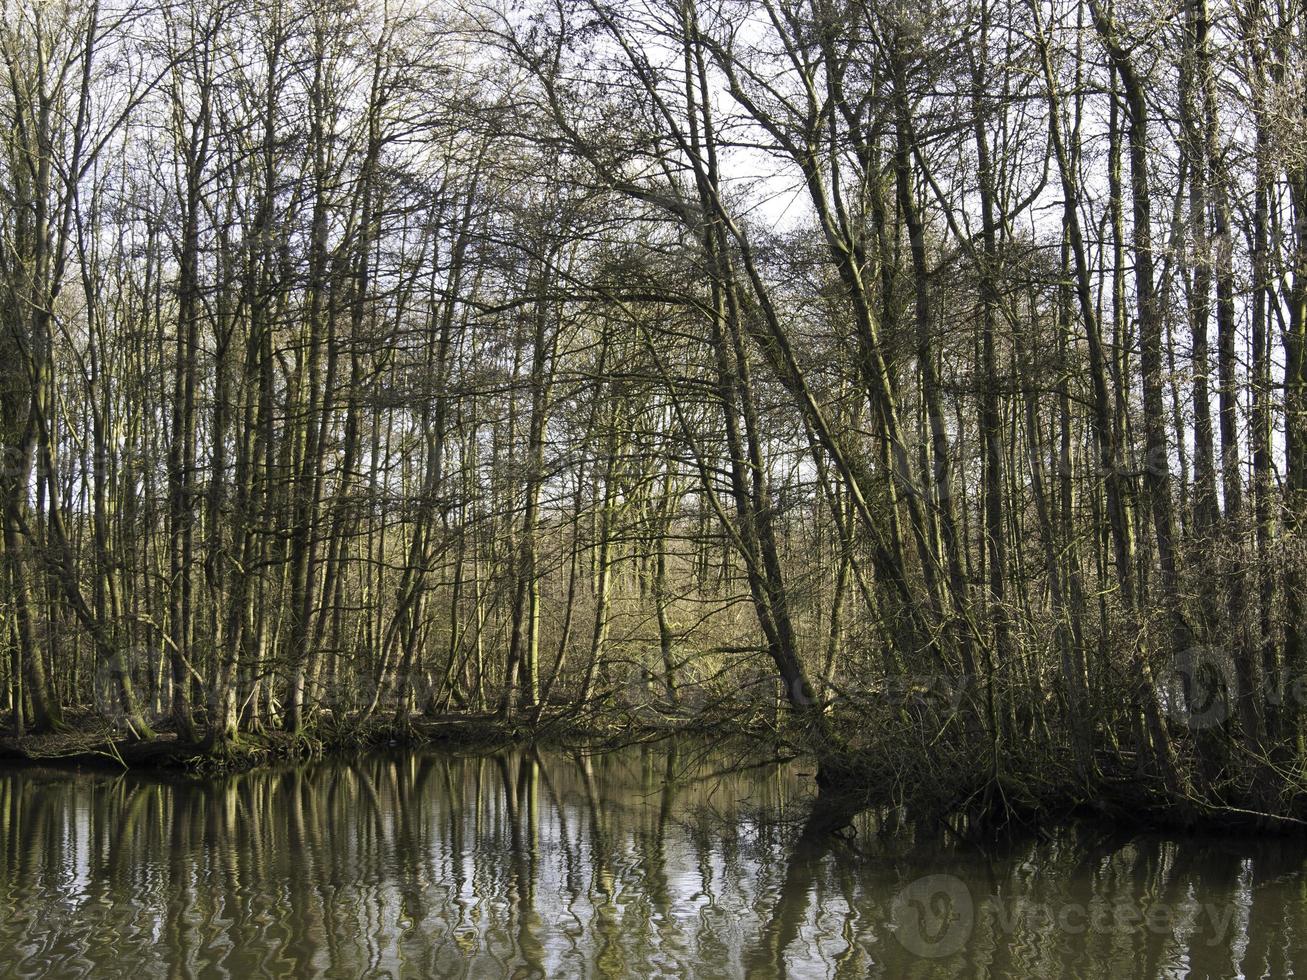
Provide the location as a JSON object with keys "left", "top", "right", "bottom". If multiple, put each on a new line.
{"left": 743, "top": 791, "right": 859, "bottom": 978}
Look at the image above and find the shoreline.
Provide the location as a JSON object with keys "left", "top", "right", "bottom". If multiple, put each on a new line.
{"left": 5, "top": 716, "right": 1307, "bottom": 838}
{"left": 0, "top": 712, "right": 759, "bottom": 776}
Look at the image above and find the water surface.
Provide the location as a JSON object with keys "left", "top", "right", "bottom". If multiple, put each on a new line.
{"left": 0, "top": 741, "right": 1304, "bottom": 978}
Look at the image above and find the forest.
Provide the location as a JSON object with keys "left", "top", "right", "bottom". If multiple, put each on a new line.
{"left": 1, "top": 0, "right": 1306, "bottom": 826}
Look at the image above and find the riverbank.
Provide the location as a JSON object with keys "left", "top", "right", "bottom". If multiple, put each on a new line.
{"left": 0, "top": 716, "right": 520, "bottom": 773}
{"left": 6, "top": 711, "right": 1307, "bottom": 837}
{"left": 809, "top": 736, "right": 1307, "bottom": 838}
{"left": 0, "top": 708, "right": 760, "bottom": 776}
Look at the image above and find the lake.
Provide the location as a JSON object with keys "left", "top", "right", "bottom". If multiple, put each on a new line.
{"left": 0, "top": 741, "right": 1302, "bottom": 978}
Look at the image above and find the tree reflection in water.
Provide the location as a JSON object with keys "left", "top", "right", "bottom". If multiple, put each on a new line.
{"left": 0, "top": 743, "right": 1302, "bottom": 978}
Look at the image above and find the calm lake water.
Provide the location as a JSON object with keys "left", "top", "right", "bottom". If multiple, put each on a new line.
{"left": 0, "top": 740, "right": 1304, "bottom": 978}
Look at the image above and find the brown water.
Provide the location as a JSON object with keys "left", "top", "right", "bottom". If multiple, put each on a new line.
{"left": 0, "top": 741, "right": 1303, "bottom": 978}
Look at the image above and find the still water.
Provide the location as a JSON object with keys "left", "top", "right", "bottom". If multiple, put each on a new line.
{"left": 0, "top": 741, "right": 1304, "bottom": 978}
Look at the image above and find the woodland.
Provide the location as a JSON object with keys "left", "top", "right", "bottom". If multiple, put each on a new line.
{"left": 2, "top": 0, "right": 1307, "bottom": 825}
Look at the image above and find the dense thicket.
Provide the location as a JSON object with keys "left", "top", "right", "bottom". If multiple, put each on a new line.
{"left": 3, "top": 0, "right": 1307, "bottom": 816}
